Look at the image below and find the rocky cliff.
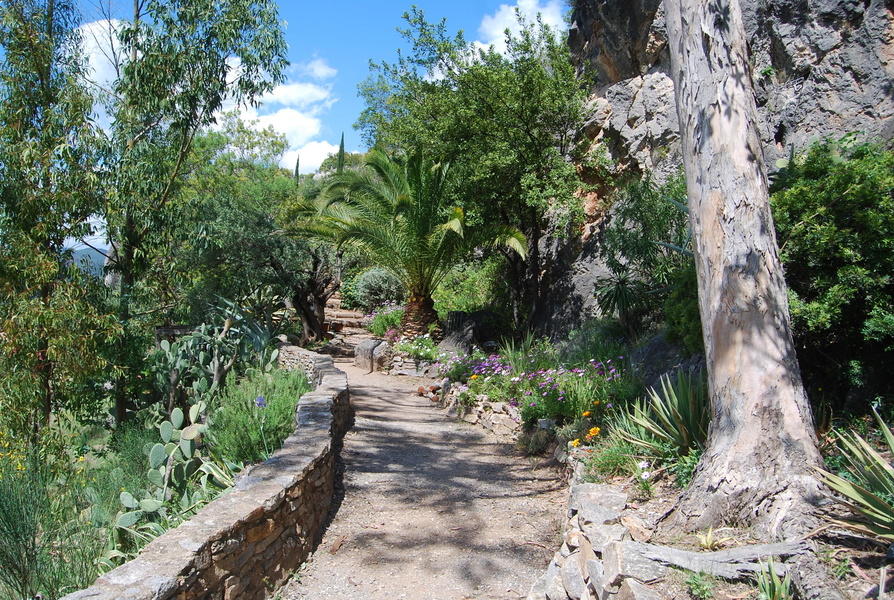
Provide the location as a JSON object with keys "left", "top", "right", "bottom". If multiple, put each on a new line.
{"left": 539, "top": 0, "right": 894, "bottom": 337}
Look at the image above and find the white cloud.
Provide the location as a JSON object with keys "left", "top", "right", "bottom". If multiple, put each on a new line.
{"left": 284, "top": 140, "right": 340, "bottom": 175}
{"left": 78, "top": 19, "right": 123, "bottom": 90}
{"left": 261, "top": 81, "right": 334, "bottom": 109}
{"left": 302, "top": 58, "right": 338, "bottom": 80}
{"left": 476, "top": 0, "right": 565, "bottom": 54}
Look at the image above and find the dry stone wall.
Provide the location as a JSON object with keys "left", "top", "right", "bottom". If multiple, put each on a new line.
{"left": 62, "top": 346, "right": 351, "bottom": 600}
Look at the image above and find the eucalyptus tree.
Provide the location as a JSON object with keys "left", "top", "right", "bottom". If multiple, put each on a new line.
{"left": 0, "top": 0, "right": 114, "bottom": 432}
{"left": 356, "top": 9, "right": 586, "bottom": 328}
{"left": 95, "top": 0, "right": 288, "bottom": 422}
{"left": 313, "top": 149, "right": 526, "bottom": 336}
{"left": 663, "top": 0, "right": 827, "bottom": 545}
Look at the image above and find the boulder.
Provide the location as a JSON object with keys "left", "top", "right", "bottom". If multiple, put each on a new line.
{"left": 354, "top": 339, "right": 391, "bottom": 373}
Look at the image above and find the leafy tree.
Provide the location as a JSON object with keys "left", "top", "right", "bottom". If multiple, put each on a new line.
{"left": 598, "top": 173, "right": 691, "bottom": 330}
{"left": 174, "top": 114, "right": 340, "bottom": 345}
{"left": 92, "top": 0, "right": 288, "bottom": 422}
{"left": 771, "top": 139, "right": 894, "bottom": 407}
{"left": 664, "top": 0, "right": 825, "bottom": 542}
{"left": 0, "top": 0, "right": 115, "bottom": 432}
{"left": 356, "top": 9, "right": 589, "bottom": 328}
{"left": 312, "top": 149, "right": 526, "bottom": 335}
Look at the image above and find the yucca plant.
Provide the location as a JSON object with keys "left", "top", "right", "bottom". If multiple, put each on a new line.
{"left": 754, "top": 557, "right": 793, "bottom": 600}
{"left": 618, "top": 369, "right": 709, "bottom": 456}
{"left": 618, "top": 370, "right": 711, "bottom": 456}
{"left": 817, "top": 408, "right": 894, "bottom": 540}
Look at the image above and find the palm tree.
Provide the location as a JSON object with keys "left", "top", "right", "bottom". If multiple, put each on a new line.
{"left": 316, "top": 149, "right": 526, "bottom": 336}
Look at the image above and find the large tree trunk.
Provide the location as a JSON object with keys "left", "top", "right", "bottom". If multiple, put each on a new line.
{"left": 663, "top": 0, "right": 825, "bottom": 540}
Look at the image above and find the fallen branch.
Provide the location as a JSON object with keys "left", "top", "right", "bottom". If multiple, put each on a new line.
{"left": 633, "top": 540, "right": 809, "bottom": 579}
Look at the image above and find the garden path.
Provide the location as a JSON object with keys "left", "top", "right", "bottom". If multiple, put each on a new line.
{"left": 279, "top": 344, "right": 566, "bottom": 600}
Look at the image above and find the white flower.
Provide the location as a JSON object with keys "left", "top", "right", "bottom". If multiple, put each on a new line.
{"left": 638, "top": 460, "right": 650, "bottom": 470}
{"left": 640, "top": 471, "right": 651, "bottom": 480}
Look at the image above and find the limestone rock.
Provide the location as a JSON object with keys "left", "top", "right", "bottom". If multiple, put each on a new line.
{"left": 354, "top": 339, "right": 391, "bottom": 373}
{"left": 620, "top": 514, "right": 651, "bottom": 543}
{"left": 580, "top": 522, "right": 628, "bottom": 551}
{"left": 537, "top": 0, "right": 894, "bottom": 338}
{"left": 569, "top": 484, "right": 628, "bottom": 514}
{"left": 544, "top": 557, "right": 569, "bottom": 600}
{"left": 574, "top": 501, "right": 622, "bottom": 526}
{"left": 527, "top": 573, "right": 549, "bottom": 600}
{"left": 602, "top": 541, "right": 668, "bottom": 588}
{"left": 616, "top": 578, "right": 666, "bottom": 600}
{"left": 586, "top": 559, "right": 605, "bottom": 595}
{"left": 561, "top": 553, "right": 588, "bottom": 600}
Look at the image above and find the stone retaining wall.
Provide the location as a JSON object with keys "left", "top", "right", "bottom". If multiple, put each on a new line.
{"left": 63, "top": 347, "right": 352, "bottom": 600}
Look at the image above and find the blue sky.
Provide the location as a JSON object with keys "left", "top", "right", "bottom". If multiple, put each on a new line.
{"left": 78, "top": 0, "right": 567, "bottom": 173}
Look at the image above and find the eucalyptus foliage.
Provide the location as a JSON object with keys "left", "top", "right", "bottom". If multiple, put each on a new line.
{"left": 0, "top": 0, "right": 115, "bottom": 430}
{"left": 91, "top": 0, "right": 288, "bottom": 421}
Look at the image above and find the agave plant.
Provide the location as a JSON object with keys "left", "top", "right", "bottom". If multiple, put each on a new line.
{"left": 618, "top": 369, "right": 709, "bottom": 456}
{"left": 817, "top": 408, "right": 894, "bottom": 540}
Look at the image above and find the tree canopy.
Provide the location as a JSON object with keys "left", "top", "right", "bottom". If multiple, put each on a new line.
{"left": 356, "top": 9, "right": 589, "bottom": 327}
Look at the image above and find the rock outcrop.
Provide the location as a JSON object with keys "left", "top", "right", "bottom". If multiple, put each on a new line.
{"left": 570, "top": 0, "right": 893, "bottom": 176}
{"left": 538, "top": 0, "right": 894, "bottom": 337}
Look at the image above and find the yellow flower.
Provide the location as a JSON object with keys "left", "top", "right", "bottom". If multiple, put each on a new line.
{"left": 593, "top": 400, "right": 600, "bottom": 406}
{"left": 589, "top": 426, "right": 601, "bottom": 436}
{"left": 470, "top": 374, "right": 479, "bottom": 380}
{"left": 571, "top": 439, "right": 580, "bottom": 447}
{"left": 582, "top": 411, "right": 591, "bottom": 417}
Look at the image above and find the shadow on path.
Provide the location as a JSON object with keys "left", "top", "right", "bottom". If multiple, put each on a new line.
{"left": 281, "top": 360, "right": 565, "bottom": 600}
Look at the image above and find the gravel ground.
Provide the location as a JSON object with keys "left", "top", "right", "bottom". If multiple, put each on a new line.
{"left": 279, "top": 360, "right": 566, "bottom": 600}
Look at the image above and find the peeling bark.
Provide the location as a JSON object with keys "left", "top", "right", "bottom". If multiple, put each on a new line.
{"left": 662, "top": 0, "right": 825, "bottom": 539}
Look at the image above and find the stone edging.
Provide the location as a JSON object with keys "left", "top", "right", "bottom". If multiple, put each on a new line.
{"left": 526, "top": 482, "right": 668, "bottom": 600}
{"left": 62, "top": 346, "right": 352, "bottom": 600}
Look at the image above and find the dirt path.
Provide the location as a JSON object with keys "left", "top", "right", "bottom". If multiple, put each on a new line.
{"left": 279, "top": 359, "right": 566, "bottom": 600}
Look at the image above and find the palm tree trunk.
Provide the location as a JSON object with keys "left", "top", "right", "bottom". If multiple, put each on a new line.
{"left": 401, "top": 295, "right": 440, "bottom": 338}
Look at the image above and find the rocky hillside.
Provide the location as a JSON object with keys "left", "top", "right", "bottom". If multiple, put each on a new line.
{"left": 537, "top": 0, "right": 894, "bottom": 336}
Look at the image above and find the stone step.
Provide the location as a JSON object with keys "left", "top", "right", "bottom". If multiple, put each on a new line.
{"left": 327, "top": 309, "right": 365, "bottom": 320}
{"left": 326, "top": 318, "right": 363, "bottom": 330}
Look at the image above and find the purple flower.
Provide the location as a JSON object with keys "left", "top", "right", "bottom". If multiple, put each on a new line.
{"left": 255, "top": 396, "right": 267, "bottom": 409}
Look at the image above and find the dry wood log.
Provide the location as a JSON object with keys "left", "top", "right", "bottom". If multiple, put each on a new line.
{"left": 632, "top": 540, "right": 809, "bottom": 579}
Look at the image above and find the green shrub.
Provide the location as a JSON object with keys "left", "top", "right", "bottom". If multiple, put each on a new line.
{"left": 671, "top": 446, "right": 702, "bottom": 488}
{"left": 600, "top": 172, "right": 693, "bottom": 329}
{"left": 517, "top": 429, "right": 554, "bottom": 455}
{"left": 394, "top": 334, "right": 440, "bottom": 361}
{"left": 365, "top": 304, "right": 404, "bottom": 337}
{"left": 663, "top": 264, "right": 703, "bottom": 355}
{"left": 208, "top": 369, "right": 311, "bottom": 463}
{"left": 557, "top": 319, "right": 627, "bottom": 366}
{"left": 432, "top": 257, "right": 511, "bottom": 318}
{"left": 0, "top": 446, "right": 102, "bottom": 600}
{"left": 352, "top": 268, "right": 405, "bottom": 312}
{"left": 582, "top": 435, "right": 639, "bottom": 480}
{"left": 771, "top": 139, "right": 894, "bottom": 406}
{"left": 500, "top": 332, "right": 557, "bottom": 374}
